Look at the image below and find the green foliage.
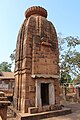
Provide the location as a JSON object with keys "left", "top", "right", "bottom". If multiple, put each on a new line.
{"left": 60, "top": 71, "right": 72, "bottom": 84}
{"left": 58, "top": 34, "right": 80, "bottom": 83}
{"left": 0, "top": 62, "right": 11, "bottom": 72}
{"left": 10, "top": 49, "right": 16, "bottom": 64}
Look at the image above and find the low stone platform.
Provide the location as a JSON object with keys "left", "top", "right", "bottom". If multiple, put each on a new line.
{"left": 15, "top": 107, "right": 71, "bottom": 120}
{"left": 28, "top": 104, "right": 62, "bottom": 114}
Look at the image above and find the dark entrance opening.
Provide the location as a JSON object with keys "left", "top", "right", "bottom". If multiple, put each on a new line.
{"left": 41, "top": 83, "right": 49, "bottom": 106}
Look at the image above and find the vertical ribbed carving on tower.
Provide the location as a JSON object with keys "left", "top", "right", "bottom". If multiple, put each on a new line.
{"left": 14, "top": 6, "right": 60, "bottom": 113}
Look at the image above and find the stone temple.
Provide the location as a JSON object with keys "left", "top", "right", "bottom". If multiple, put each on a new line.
{"left": 13, "top": 6, "right": 65, "bottom": 119}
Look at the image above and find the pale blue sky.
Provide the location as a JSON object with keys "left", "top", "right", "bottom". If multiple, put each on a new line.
{"left": 0, "top": 0, "right": 80, "bottom": 64}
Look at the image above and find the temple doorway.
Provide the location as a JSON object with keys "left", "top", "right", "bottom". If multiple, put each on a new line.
{"left": 41, "top": 83, "right": 49, "bottom": 106}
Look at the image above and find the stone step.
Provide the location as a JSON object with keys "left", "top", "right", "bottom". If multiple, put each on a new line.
{"left": 7, "top": 117, "right": 16, "bottom": 120}
{"left": 16, "top": 107, "right": 72, "bottom": 120}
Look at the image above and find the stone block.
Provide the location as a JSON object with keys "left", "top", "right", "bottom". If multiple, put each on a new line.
{"left": 42, "top": 105, "right": 50, "bottom": 112}
{"left": 38, "top": 107, "right": 43, "bottom": 113}
{"left": 50, "top": 104, "right": 62, "bottom": 111}
{"left": 28, "top": 107, "right": 38, "bottom": 114}
{"left": 29, "top": 86, "right": 35, "bottom": 92}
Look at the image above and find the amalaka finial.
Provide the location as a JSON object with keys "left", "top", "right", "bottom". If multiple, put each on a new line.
{"left": 25, "top": 6, "right": 47, "bottom": 18}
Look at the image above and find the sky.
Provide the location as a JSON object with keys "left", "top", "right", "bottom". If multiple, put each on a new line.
{"left": 0, "top": 0, "right": 80, "bottom": 65}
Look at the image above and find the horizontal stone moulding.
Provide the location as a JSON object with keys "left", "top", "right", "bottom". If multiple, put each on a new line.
{"left": 41, "top": 41, "right": 52, "bottom": 47}
{"left": 31, "top": 74, "right": 60, "bottom": 79}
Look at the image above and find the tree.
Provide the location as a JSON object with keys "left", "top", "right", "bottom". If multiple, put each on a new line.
{"left": 10, "top": 49, "right": 16, "bottom": 64}
{"left": 58, "top": 34, "right": 80, "bottom": 83}
{"left": 0, "top": 62, "right": 12, "bottom": 72}
{"left": 60, "top": 71, "right": 72, "bottom": 84}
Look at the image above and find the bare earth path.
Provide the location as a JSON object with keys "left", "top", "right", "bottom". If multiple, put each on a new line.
{"left": 42, "top": 103, "right": 80, "bottom": 120}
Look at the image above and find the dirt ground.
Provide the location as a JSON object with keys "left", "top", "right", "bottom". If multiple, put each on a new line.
{"left": 42, "top": 103, "right": 80, "bottom": 120}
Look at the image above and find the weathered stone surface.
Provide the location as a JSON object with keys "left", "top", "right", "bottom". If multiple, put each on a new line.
{"left": 14, "top": 6, "right": 60, "bottom": 115}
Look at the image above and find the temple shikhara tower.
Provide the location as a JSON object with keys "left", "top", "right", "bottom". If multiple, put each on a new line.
{"left": 14, "top": 6, "right": 64, "bottom": 119}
